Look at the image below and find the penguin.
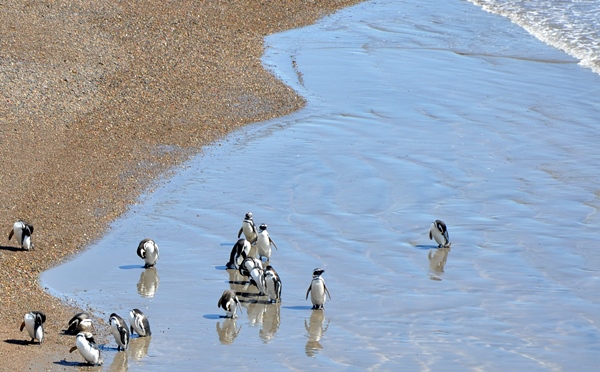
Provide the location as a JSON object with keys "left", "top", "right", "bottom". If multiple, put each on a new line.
{"left": 248, "top": 260, "right": 267, "bottom": 296}
{"left": 128, "top": 308, "right": 151, "bottom": 337}
{"left": 255, "top": 224, "right": 278, "bottom": 262}
{"left": 20, "top": 311, "right": 46, "bottom": 344}
{"left": 264, "top": 265, "right": 282, "bottom": 304}
{"left": 67, "top": 312, "right": 92, "bottom": 335}
{"left": 238, "top": 256, "right": 263, "bottom": 277}
{"left": 69, "top": 331, "right": 102, "bottom": 365}
{"left": 109, "top": 313, "right": 130, "bottom": 351}
{"left": 218, "top": 289, "right": 242, "bottom": 318}
{"left": 226, "top": 238, "right": 251, "bottom": 270}
{"left": 306, "top": 268, "right": 331, "bottom": 310}
{"left": 429, "top": 220, "right": 451, "bottom": 248}
{"left": 8, "top": 220, "right": 34, "bottom": 250}
{"left": 238, "top": 212, "right": 258, "bottom": 244}
{"left": 137, "top": 238, "right": 159, "bottom": 268}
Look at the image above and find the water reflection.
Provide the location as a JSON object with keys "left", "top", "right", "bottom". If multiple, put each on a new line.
{"left": 245, "top": 301, "right": 267, "bottom": 326}
{"left": 137, "top": 268, "right": 159, "bottom": 298}
{"left": 305, "top": 310, "right": 329, "bottom": 357}
{"left": 216, "top": 318, "right": 242, "bottom": 345}
{"left": 129, "top": 336, "right": 151, "bottom": 361}
{"left": 428, "top": 247, "right": 450, "bottom": 281}
{"left": 259, "top": 302, "right": 281, "bottom": 343}
{"left": 107, "top": 348, "right": 128, "bottom": 372}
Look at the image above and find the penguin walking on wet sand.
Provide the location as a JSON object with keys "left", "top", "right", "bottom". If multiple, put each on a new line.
{"left": 218, "top": 289, "right": 243, "bottom": 318}
{"left": 137, "top": 238, "right": 159, "bottom": 268}
{"left": 264, "top": 265, "right": 282, "bottom": 304}
{"left": 306, "top": 268, "right": 331, "bottom": 310}
{"left": 226, "top": 238, "right": 251, "bottom": 270}
{"left": 128, "top": 309, "right": 152, "bottom": 337}
{"left": 429, "top": 220, "right": 451, "bottom": 248}
{"left": 69, "top": 331, "right": 102, "bottom": 365}
{"left": 256, "top": 224, "right": 278, "bottom": 262}
{"left": 8, "top": 220, "right": 34, "bottom": 250}
{"left": 20, "top": 311, "right": 46, "bottom": 344}
{"left": 109, "top": 313, "right": 130, "bottom": 351}
{"left": 238, "top": 212, "right": 258, "bottom": 244}
{"left": 67, "top": 312, "right": 92, "bottom": 335}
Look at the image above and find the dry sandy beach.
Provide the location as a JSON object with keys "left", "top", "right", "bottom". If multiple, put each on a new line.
{"left": 0, "top": 1, "right": 360, "bottom": 369}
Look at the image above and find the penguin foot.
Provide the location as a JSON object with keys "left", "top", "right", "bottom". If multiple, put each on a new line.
{"left": 225, "top": 262, "right": 236, "bottom": 270}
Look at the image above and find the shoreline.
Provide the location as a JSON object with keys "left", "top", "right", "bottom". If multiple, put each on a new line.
{"left": 0, "top": 1, "right": 361, "bottom": 369}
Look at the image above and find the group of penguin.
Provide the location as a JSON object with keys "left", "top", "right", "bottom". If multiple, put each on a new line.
{"left": 218, "top": 212, "right": 336, "bottom": 319}
{"left": 10, "top": 214, "right": 450, "bottom": 365}
{"left": 10, "top": 219, "right": 157, "bottom": 366}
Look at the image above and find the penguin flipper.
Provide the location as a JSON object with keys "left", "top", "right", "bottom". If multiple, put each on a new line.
{"left": 238, "top": 227, "right": 243, "bottom": 239}
{"left": 8, "top": 229, "right": 14, "bottom": 241}
{"left": 69, "top": 346, "right": 78, "bottom": 353}
{"left": 306, "top": 285, "right": 312, "bottom": 300}
{"left": 429, "top": 230, "right": 433, "bottom": 240}
{"left": 270, "top": 237, "right": 278, "bottom": 250}
{"left": 20, "top": 321, "right": 25, "bottom": 332}
{"left": 324, "top": 283, "right": 332, "bottom": 300}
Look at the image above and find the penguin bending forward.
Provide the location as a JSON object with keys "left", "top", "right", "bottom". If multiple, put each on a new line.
{"left": 109, "top": 313, "right": 130, "bottom": 351}
{"left": 20, "top": 311, "right": 46, "bottom": 344}
{"left": 70, "top": 332, "right": 102, "bottom": 365}
{"left": 429, "top": 220, "right": 451, "bottom": 248}
{"left": 129, "top": 308, "right": 152, "bottom": 337}
{"left": 137, "top": 238, "right": 159, "bottom": 268}
{"left": 9, "top": 220, "right": 34, "bottom": 250}
{"left": 226, "top": 238, "right": 251, "bottom": 270}
{"left": 218, "top": 289, "right": 242, "bottom": 318}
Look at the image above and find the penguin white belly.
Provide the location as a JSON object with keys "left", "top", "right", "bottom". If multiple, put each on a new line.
{"left": 145, "top": 245, "right": 159, "bottom": 266}
{"left": 250, "top": 267, "right": 266, "bottom": 295}
{"left": 242, "top": 222, "right": 257, "bottom": 241}
{"left": 22, "top": 235, "right": 32, "bottom": 250}
{"left": 24, "top": 318, "right": 36, "bottom": 339}
{"left": 256, "top": 234, "right": 271, "bottom": 260}
{"left": 311, "top": 280, "right": 326, "bottom": 307}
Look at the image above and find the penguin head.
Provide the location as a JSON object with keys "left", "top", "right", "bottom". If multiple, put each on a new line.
{"left": 312, "top": 268, "right": 325, "bottom": 277}
{"left": 245, "top": 212, "right": 253, "bottom": 219}
{"left": 435, "top": 220, "right": 447, "bottom": 233}
{"left": 259, "top": 224, "right": 267, "bottom": 231}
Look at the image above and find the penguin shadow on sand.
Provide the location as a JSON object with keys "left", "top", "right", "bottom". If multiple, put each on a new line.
{"left": 0, "top": 244, "right": 26, "bottom": 252}
{"left": 216, "top": 318, "right": 242, "bottom": 345}
{"left": 428, "top": 247, "right": 451, "bottom": 281}
{"left": 305, "top": 310, "right": 330, "bottom": 357}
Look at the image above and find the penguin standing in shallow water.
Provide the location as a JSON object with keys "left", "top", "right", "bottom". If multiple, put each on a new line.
{"left": 264, "top": 265, "right": 282, "bottom": 303}
{"left": 238, "top": 212, "right": 258, "bottom": 244}
{"left": 20, "top": 311, "right": 46, "bottom": 344}
{"left": 128, "top": 309, "right": 152, "bottom": 337}
{"left": 226, "top": 238, "right": 251, "bottom": 269}
{"left": 67, "top": 312, "right": 92, "bottom": 335}
{"left": 109, "top": 313, "right": 130, "bottom": 351}
{"left": 137, "top": 238, "right": 159, "bottom": 268}
{"left": 306, "top": 268, "right": 331, "bottom": 310}
{"left": 8, "top": 220, "right": 34, "bottom": 250}
{"left": 429, "top": 220, "right": 451, "bottom": 248}
{"left": 218, "top": 289, "right": 242, "bottom": 318}
{"left": 256, "top": 224, "right": 278, "bottom": 262}
{"left": 69, "top": 332, "right": 102, "bottom": 365}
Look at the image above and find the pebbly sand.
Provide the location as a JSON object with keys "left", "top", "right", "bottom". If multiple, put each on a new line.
{"left": 0, "top": 1, "right": 361, "bottom": 370}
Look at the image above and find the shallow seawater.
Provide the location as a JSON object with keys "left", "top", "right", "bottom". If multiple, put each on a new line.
{"left": 42, "top": 0, "right": 600, "bottom": 370}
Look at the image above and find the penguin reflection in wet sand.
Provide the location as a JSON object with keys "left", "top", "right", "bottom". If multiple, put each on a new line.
{"left": 226, "top": 238, "right": 251, "bottom": 270}
{"left": 69, "top": 332, "right": 102, "bottom": 365}
{"left": 20, "top": 311, "right": 46, "bottom": 344}
{"left": 256, "top": 224, "right": 278, "bottom": 262}
{"left": 109, "top": 313, "right": 130, "bottom": 351}
{"left": 306, "top": 268, "right": 331, "bottom": 310}
{"left": 429, "top": 220, "right": 451, "bottom": 248}
{"left": 264, "top": 265, "right": 282, "bottom": 304}
{"left": 238, "top": 212, "right": 258, "bottom": 244}
{"left": 67, "top": 312, "right": 92, "bottom": 335}
{"left": 129, "top": 309, "right": 152, "bottom": 337}
{"left": 8, "top": 220, "right": 34, "bottom": 250}
{"left": 218, "top": 289, "right": 243, "bottom": 318}
{"left": 137, "top": 238, "right": 159, "bottom": 268}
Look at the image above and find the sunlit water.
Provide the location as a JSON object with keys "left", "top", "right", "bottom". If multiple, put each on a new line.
{"left": 43, "top": 0, "right": 600, "bottom": 370}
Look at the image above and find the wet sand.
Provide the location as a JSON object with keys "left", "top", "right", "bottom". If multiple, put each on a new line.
{"left": 0, "top": 1, "right": 360, "bottom": 369}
